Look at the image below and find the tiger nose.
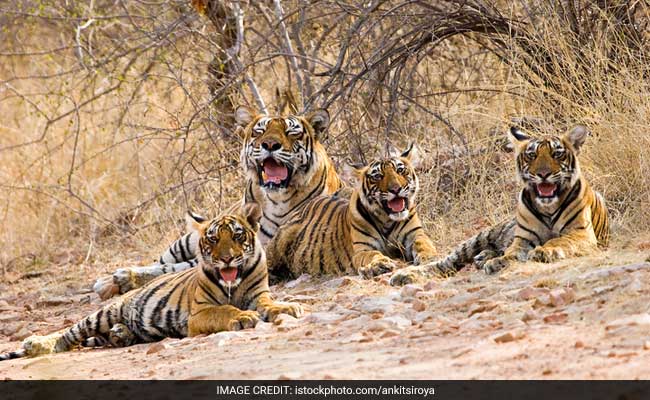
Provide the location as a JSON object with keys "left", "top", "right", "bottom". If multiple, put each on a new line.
{"left": 220, "top": 255, "right": 233, "bottom": 264}
{"left": 261, "top": 139, "right": 281, "bottom": 152}
{"left": 389, "top": 185, "right": 401, "bottom": 194}
{"left": 537, "top": 169, "right": 552, "bottom": 179}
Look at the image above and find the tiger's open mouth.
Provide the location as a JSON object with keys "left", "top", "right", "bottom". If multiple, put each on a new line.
{"left": 535, "top": 182, "right": 558, "bottom": 198}
{"left": 218, "top": 266, "right": 241, "bottom": 284}
{"left": 383, "top": 196, "right": 407, "bottom": 214}
{"left": 258, "top": 158, "right": 292, "bottom": 189}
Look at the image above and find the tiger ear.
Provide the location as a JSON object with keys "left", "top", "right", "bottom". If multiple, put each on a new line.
{"left": 186, "top": 211, "right": 208, "bottom": 233}
{"left": 306, "top": 109, "right": 330, "bottom": 138}
{"left": 508, "top": 126, "right": 531, "bottom": 152}
{"left": 235, "top": 105, "right": 258, "bottom": 127}
{"left": 400, "top": 143, "right": 421, "bottom": 169}
{"left": 242, "top": 202, "right": 262, "bottom": 231}
{"left": 564, "top": 125, "right": 589, "bottom": 153}
{"left": 341, "top": 158, "right": 365, "bottom": 186}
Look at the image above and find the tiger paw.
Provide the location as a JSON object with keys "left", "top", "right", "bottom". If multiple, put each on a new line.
{"left": 482, "top": 256, "right": 510, "bottom": 274}
{"left": 22, "top": 334, "right": 65, "bottom": 356}
{"left": 528, "top": 246, "right": 566, "bottom": 263}
{"left": 259, "top": 302, "right": 304, "bottom": 322}
{"left": 228, "top": 310, "right": 260, "bottom": 331}
{"left": 389, "top": 267, "right": 419, "bottom": 286}
{"left": 359, "top": 257, "right": 397, "bottom": 279}
{"left": 93, "top": 275, "right": 120, "bottom": 300}
{"left": 108, "top": 323, "right": 136, "bottom": 348}
{"left": 473, "top": 249, "right": 499, "bottom": 269}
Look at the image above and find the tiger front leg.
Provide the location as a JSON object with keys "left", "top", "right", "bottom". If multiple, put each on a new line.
{"left": 528, "top": 229, "right": 597, "bottom": 263}
{"left": 93, "top": 264, "right": 179, "bottom": 300}
{"left": 409, "top": 231, "right": 437, "bottom": 265}
{"left": 354, "top": 250, "right": 398, "bottom": 279}
{"left": 254, "top": 292, "right": 304, "bottom": 323}
{"left": 188, "top": 304, "right": 260, "bottom": 336}
{"left": 482, "top": 237, "right": 531, "bottom": 274}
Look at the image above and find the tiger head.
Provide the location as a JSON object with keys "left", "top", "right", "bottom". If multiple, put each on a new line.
{"left": 348, "top": 144, "right": 420, "bottom": 222}
{"left": 235, "top": 105, "right": 331, "bottom": 191}
{"left": 187, "top": 203, "right": 263, "bottom": 288}
{"left": 508, "top": 125, "right": 589, "bottom": 212}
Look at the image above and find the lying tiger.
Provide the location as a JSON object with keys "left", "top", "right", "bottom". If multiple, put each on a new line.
{"left": 390, "top": 125, "right": 609, "bottom": 285}
{"left": 93, "top": 104, "right": 342, "bottom": 299}
{"left": 266, "top": 144, "right": 437, "bottom": 279}
{"left": 1, "top": 204, "right": 302, "bottom": 361}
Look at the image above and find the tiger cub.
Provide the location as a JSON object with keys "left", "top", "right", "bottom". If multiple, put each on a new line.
{"left": 390, "top": 125, "right": 609, "bottom": 285}
{"left": 1, "top": 204, "right": 302, "bottom": 361}
{"left": 266, "top": 144, "right": 437, "bottom": 279}
{"left": 93, "top": 104, "right": 342, "bottom": 299}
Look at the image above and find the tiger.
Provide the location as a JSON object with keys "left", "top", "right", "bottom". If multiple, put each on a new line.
{"left": 93, "top": 104, "right": 342, "bottom": 300}
{"left": 0, "top": 204, "right": 302, "bottom": 361}
{"left": 265, "top": 144, "right": 437, "bottom": 280}
{"left": 389, "top": 125, "right": 609, "bottom": 286}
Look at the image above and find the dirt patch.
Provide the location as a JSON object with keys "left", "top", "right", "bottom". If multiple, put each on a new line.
{"left": 1, "top": 250, "right": 650, "bottom": 379}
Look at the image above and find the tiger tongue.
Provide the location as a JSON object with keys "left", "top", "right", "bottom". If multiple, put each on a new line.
{"left": 262, "top": 159, "right": 288, "bottom": 184}
{"left": 387, "top": 197, "right": 406, "bottom": 213}
{"left": 219, "top": 267, "right": 238, "bottom": 283}
{"left": 536, "top": 182, "right": 557, "bottom": 197}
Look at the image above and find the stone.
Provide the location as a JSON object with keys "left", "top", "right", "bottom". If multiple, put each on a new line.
{"left": 400, "top": 284, "right": 423, "bottom": 299}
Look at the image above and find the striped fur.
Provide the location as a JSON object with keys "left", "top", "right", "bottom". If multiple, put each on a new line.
{"left": 390, "top": 125, "right": 610, "bottom": 285}
{"left": 2, "top": 205, "right": 302, "bottom": 361}
{"left": 93, "top": 105, "right": 342, "bottom": 299}
{"left": 266, "top": 145, "right": 437, "bottom": 279}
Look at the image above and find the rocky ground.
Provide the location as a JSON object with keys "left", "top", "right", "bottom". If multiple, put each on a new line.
{"left": 1, "top": 246, "right": 650, "bottom": 379}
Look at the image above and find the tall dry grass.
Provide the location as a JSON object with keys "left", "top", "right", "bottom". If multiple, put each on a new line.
{"left": 1, "top": 1, "right": 649, "bottom": 276}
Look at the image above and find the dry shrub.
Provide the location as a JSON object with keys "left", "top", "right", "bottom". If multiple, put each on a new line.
{"left": 0, "top": 1, "right": 648, "bottom": 274}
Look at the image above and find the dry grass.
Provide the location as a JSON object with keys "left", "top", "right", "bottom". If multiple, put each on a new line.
{"left": 1, "top": 0, "right": 649, "bottom": 278}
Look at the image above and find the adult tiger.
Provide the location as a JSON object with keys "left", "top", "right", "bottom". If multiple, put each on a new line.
{"left": 93, "top": 105, "right": 342, "bottom": 299}
{"left": 265, "top": 145, "right": 437, "bottom": 279}
{"left": 1, "top": 204, "right": 302, "bottom": 361}
{"left": 390, "top": 125, "right": 609, "bottom": 285}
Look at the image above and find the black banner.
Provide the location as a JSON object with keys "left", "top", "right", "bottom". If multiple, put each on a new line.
{"left": 1, "top": 380, "right": 649, "bottom": 400}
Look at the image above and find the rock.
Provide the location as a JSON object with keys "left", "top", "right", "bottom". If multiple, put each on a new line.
{"left": 521, "top": 310, "right": 540, "bottom": 322}
{"left": 340, "top": 315, "right": 372, "bottom": 328}
{"left": 284, "top": 274, "right": 311, "bottom": 289}
{"left": 644, "top": 341, "right": 650, "bottom": 350}
{"left": 0, "top": 313, "right": 21, "bottom": 323}
{"left": 380, "top": 330, "right": 401, "bottom": 338}
{"left": 146, "top": 342, "right": 165, "bottom": 355}
{"left": 323, "top": 277, "right": 357, "bottom": 289}
{"left": 574, "top": 341, "right": 584, "bottom": 348}
{"left": 400, "top": 284, "right": 423, "bottom": 299}
{"left": 283, "top": 295, "right": 319, "bottom": 304}
{"left": 304, "top": 312, "right": 343, "bottom": 325}
{"left": 273, "top": 314, "right": 301, "bottom": 327}
{"left": 412, "top": 299, "right": 426, "bottom": 312}
{"left": 278, "top": 372, "right": 301, "bottom": 380}
{"left": 606, "top": 314, "right": 650, "bottom": 329}
{"left": 627, "top": 279, "right": 644, "bottom": 292}
{"left": 423, "top": 280, "right": 438, "bottom": 291}
{"left": 353, "top": 297, "right": 397, "bottom": 314}
{"left": 381, "top": 316, "right": 412, "bottom": 329}
{"left": 548, "top": 288, "right": 575, "bottom": 307}
{"left": 37, "top": 297, "right": 71, "bottom": 307}
{"left": 468, "top": 301, "right": 498, "bottom": 317}
{"left": 543, "top": 312, "right": 568, "bottom": 324}
{"left": 516, "top": 286, "right": 549, "bottom": 301}
{"left": 341, "top": 332, "right": 368, "bottom": 343}
{"left": 579, "top": 262, "right": 650, "bottom": 280}
{"left": 492, "top": 331, "right": 524, "bottom": 343}
{"left": 10, "top": 326, "right": 31, "bottom": 341}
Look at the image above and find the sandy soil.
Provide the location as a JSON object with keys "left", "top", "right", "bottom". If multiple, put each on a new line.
{"left": 1, "top": 247, "right": 650, "bottom": 380}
